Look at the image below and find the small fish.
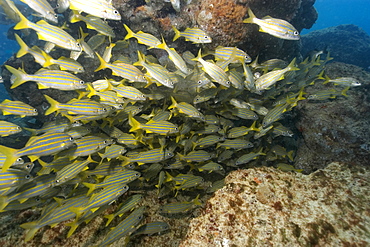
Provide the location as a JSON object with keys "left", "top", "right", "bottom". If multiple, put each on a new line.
{"left": 324, "top": 77, "right": 361, "bottom": 87}
{"left": 83, "top": 169, "right": 140, "bottom": 195}
{"left": 6, "top": 65, "right": 86, "bottom": 91}
{"left": 243, "top": 8, "right": 300, "bottom": 40}
{"left": 216, "top": 139, "right": 254, "bottom": 150}
{"left": 169, "top": 96, "right": 205, "bottom": 121}
{"left": 193, "top": 161, "right": 224, "bottom": 174}
{"left": 132, "top": 221, "right": 170, "bottom": 236}
{"left": 276, "top": 163, "right": 303, "bottom": 172}
{"left": 94, "top": 52, "right": 147, "bottom": 82}
{"left": 215, "top": 46, "right": 251, "bottom": 63}
{"left": 124, "top": 24, "right": 161, "bottom": 48}
{"left": 99, "top": 206, "right": 145, "bottom": 246}
{"left": 192, "top": 50, "right": 231, "bottom": 87}
{"left": 0, "top": 168, "right": 32, "bottom": 189}
{"left": 227, "top": 121, "right": 258, "bottom": 138}
{"left": 44, "top": 95, "right": 108, "bottom": 116}
{"left": 177, "top": 150, "right": 213, "bottom": 162}
{"left": 20, "top": 0, "right": 58, "bottom": 23}
{"left": 129, "top": 114, "right": 179, "bottom": 135}
{"left": 159, "top": 195, "right": 201, "bottom": 214}
{"left": 53, "top": 156, "right": 95, "bottom": 186}
{"left": 157, "top": 37, "right": 190, "bottom": 75}
{"left": 0, "top": 99, "right": 38, "bottom": 117}
{"left": 0, "top": 121, "right": 22, "bottom": 136}
{"left": 307, "top": 87, "right": 349, "bottom": 101}
{"left": 172, "top": 26, "right": 211, "bottom": 43}
{"left": 255, "top": 58, "right": 299, "bottom": 91}
{"left": 60, "top": 136, "right": 113, "bottom": 159}
{"left": 0, "top": 132, "right": 74, "bottom": 171}
{"left": 104, "top": 194, "right": 143, "bottom": 226}
{"left": 121, "top": 148, "right": 174, "bottom": 166}
{"left": 262, "top": 103, "right": 289, "bottom": 128}
{"left": 13, "top": 8, "right": 81, "bottom": 51}
{"left": 69, "top": 11, "right": 115, "bottom": 37}
{"left": 68, "top": 0, "right": 121, "bottom": 20}
{"left": 235, "top": 148, "right": 265, "bottom": 165}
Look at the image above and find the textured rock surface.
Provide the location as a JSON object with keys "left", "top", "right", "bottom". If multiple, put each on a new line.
{"left": 295, "top": 62, "right": 370, "bottom": 173}
{"left": 301, "top": 24, "right": 370, "bottom": 69}
{"left": 180, "top": 162, "right": 370, "bottom": 246}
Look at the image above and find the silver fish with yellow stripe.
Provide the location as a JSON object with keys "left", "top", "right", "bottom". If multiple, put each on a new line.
{"left": 68, "top": 0, "right": 121, "bottom": 20}
{"left": 0, "top": 99, "right": 38, "bottom": 117}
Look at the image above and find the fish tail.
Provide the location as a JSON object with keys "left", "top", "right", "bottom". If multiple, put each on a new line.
{"left": 156, "top": 36, "right": 167, "bottom": 50}
{"left": 287, "top": 58, "right": 299, "bottom": 71}
{"left": 243, "top": 8, "right": 256, "bottom": 24}
{"left": 94, "top": 52, "right": 108, "bottom": 72}
{"left": 69, "top": 206, "right": 84, "bottom": 219}
{"left": 341, "top": 86, "right": 350, "bottom": 97}
{"left": 82, "top": 182, "right": 96, "bottom": 196}
{"left": 258, "top": 147, "right": 266, "bottom": 155}
{"left": 40, "top": 50, "right": 54, "bottom": 67}
{"left": 168, "top": 96, "right": 177, "bottom": 110}
{"left": 86, "top": 83, "right": 97, "bottom": 98}
{"left": 250, "top": 121, "right": 259, "bottom": 132}
{"left": 0, "top": 196, "right": 9, "bottom": 211}
{"left": 5, "top": 65, "right": 28, "bottom": 89}
{"left": 69, "top": 10, "right": 81, "bottom": 23}
{"left": 0, "top": 144, "right": 18, "bottom": 172}
{"left": 123, "top": 24, "right": 134, "bottom": 40}
{"left": 14, "top": 34, "right": 29, "bottom": 58}
{"left": 104, "top": 214, "right": 114, "bottom": 226}
{"left": 20, "top": 222, "right": 39, "bottom": 241}
{"left": 172, "top": 26, "right": 181, "bottom": 41}
{"left": 44, "top": 95, "right": 60, "bottom": 115}
{"left": 193, "top": 194, "right": 201, "bottom": 206}
{"left": 66, "top": 221, "right": 78, "bottom": 238}
{"left": 128, "top": 113, "right": 141, "bottom": 132}
{"left": 164, "top": 171, "right": 173, "bottom": 182}
{"left": 13, "top": 4, "right": 30, "bottom": 30}
{"left": 287, "top": 150, "right": 294, "bottom": 161}
{"left": 120, "top": 156, "right": 131, "bottom": 167}
{"left": 191, "top": 49, "right": 202, "bottom": 62}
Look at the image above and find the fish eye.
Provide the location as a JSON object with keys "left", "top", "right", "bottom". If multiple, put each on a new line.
{"left": 55, "top": 179, "right": 60, "bottom": 183}
{"left": 174, "top": 127, "right": 178, "bottom": 131}
{"left": 79, "top": 80, "right": 84, "bottom": 84}
{"left": 33, "top": 109, "right": 38, "bottom": 112}
{"left": 69, "top": 137, "right": 74, "bottom": 141}
{"left": 197, "top": 80, "right": 202, "bottom": 85}
{"left": 226, "top": 81, "right": 230, "bottom": 85}
{"left": 26, "top": 163, "right": 32, "bottom": 168}
{"left": 294, "top": 31, "right": 299, "bottom": 36}
{"left": 35, "top": 198, "right": 40, "bottom": 202}
{"left": 204, "top": 36, "right": 209, "bottom": 39}
{"left": 54, "top": 14, "right": 58, "bottom": 18}
{"left": 136, "top": 173, "right": 140, "bottom": 176}
{"left": 103, "top": 140, "right": 108, "bottom": 144}
{"left": 141, "top": 94, "right": 146, "bottom": 98}
{"left": 102, "top": 107, "right": 107, "bottom": 112}
{"left": 25, "top": 175, "right": 31, "bottom": 179}
{"left": 76, "top": 42, "right": 80, "bottom": 47}
{"left": 17, "top": 158, "right": 23, "bottom": 162}
{"left": 16, "top": 126, "right": 21, "bottom": 130}
{"left": 114, "top": 10, "right": 119, "bottom": 14}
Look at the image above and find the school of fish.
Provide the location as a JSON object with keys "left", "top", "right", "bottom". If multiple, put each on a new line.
{"left": 0, "top": 0, "right": 360, "bottom": 246}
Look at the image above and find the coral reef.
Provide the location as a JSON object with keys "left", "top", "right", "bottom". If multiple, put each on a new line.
{"left": 301, "top": 24, "right": 370, "bottom": 69}
{"left": 180, "top": 162, "right": 370, "bottom": 246}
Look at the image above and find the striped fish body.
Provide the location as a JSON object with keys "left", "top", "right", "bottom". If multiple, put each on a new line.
{"left": 124, "top": 24, "right": 161, "bottom": 48}
{"left": 157, "top": 39, "right": 189, "bottom": 75}
{"left": 83, "top": 170, "right": 140, "bottom": 195}
{"left": 100, "top": 206, "right": 145, "bottom": 246}
{"left": 69, "top": 0, "right": 121, "bottom": 20}
{"left": 0, "top": 121, "right": 22, "bottom": 136}
{"left": 217, "top": 139, "right": 254, "bottom": 150}
{"left": 70, "top": 11, "right": 115, "bottom": 37}
{"left": 20, "top": 195, "right": 90, "bottom": 241}
{"left": 172, "top": 26, "right": 211, "bottom": 44}
{"left": 262, "top": 103, "right": 289, "bottom": 128}
{"left": 132, "top": 221, "right": 170, "bottom": 236}
{"left": 53, "top": 157, "right": 94, "bottom": 186}
{"left": 215, "top": 46, "right": 251, "bottom": 63}
{"left": 193, "top": 50, "right": 230, "bottom": 87}
{"left": 104, "top": 194, "right": 143, "bottom": 226}
{"left": 7, "top": 66, "right": 86, "bottom": 90}
{"left": 169, "top": 97, "right": 205, "bottom": 121}
{"left": 0, "top": 169, "right": 32, "bottom": 189}
{"left": 178, "top": 150, "right": 213, "bottom": 162}
{"left": 231, "top": 108, "right": 258, "bottom": 120}
{"left": 15, "top": 132, "right": 75, "bottom": 159}
{"left": 123, "top": 149, "right": 174, "bottom": 165}
{"left": 51, "top": 56, "right": 84, "bottom": 73}
{"left": 235, "top": 148, "right": 265, "bottom": 166}
{"left": 61, "top": 136, "right": 113, "bottom": 158}
{"left": 129, "top": 114, "right": 179, "bottom": 135}
{"left": 243, "top": 9, "right": 300, "bottom": 40}
{"left": 111, "top": 85, "right": 146, "bottom": 101}
{"left": 14, "top": 15, "right": 81, "bottom": 51}
{"left": 0, "top": 99, "right": 38, "bottom": 117}
{"left": 194, "top": 135, "right": 225, "bottom": 149}
{"left": 20, "top": 0, "right": 58, "bottom": 23}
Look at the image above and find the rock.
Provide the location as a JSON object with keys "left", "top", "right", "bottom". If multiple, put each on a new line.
{"left": 180, "top": 162, "right": 370, "bottom": 246}
{"left": 301, "top": 24, "right": 370, "bottom": 69}
{"left": 295, "top": 62, "right": 370, "bottom": 173}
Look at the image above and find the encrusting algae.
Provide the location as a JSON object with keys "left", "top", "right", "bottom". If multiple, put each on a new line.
{"left": 0, "top": 0, "right": 363, "bottom": 246}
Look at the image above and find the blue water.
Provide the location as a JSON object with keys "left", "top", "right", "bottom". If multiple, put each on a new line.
{"left": 302, "top": 0, "right": 370, "bottom": 35}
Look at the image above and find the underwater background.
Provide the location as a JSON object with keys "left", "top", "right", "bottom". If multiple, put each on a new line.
{"left": 0, "top": 0, "right": 369, "bottom": 246}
